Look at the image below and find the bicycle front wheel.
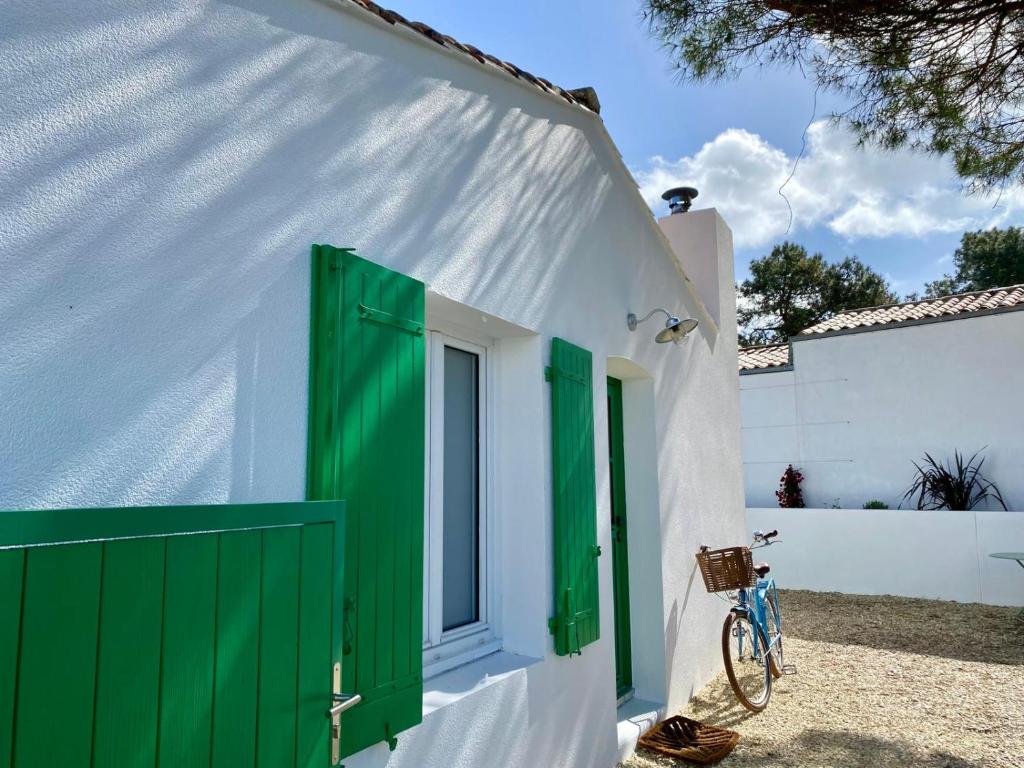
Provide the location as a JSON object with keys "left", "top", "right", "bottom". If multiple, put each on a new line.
{"left": 765, "top": 591, "right": 784, "bottom": 679}
{"left": 722, "top": 611, "right": 772, "bottom": 712}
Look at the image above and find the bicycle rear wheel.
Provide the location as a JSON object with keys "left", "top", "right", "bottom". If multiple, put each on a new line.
{"left": 721, "top": 611, "right": 772, "bottom": 712}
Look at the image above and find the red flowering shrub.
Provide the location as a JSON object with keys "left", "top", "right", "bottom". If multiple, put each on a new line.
{"left": 776, "top": 465, "right": 805, "bottom": 508}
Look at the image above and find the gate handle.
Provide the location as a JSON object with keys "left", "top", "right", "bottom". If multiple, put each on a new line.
{"left": 327, "top": 693, "right": 361, "bottom": 719}
{"left": 329, "top": 663, "right": 359, "bottom": 765}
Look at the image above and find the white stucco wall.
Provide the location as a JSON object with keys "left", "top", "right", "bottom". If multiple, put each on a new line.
{"left": 741, "top": 312, "right": 1024, "bottom": 510}
{"left": 748, "top": 507, "right": 1024, "bottom": 607}
{"left": 0, "top": 2, "right": 746, "bottom": 768}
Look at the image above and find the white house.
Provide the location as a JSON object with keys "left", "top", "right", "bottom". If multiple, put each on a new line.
{"left": 0, "top": 2, "right": 746, "bottom": 767}
{"left": 739, "top": 285, "right": 1024, "bottom": 511}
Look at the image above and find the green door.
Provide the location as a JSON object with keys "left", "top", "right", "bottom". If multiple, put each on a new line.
{"left": 0, "top": 501, "right": 346, "bottom": 768}
{"left": 607, "top": 377, "right": 633, "bottom": 697}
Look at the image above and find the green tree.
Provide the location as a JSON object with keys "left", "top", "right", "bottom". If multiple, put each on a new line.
{"left": 823, "top": 256, "right": 899, "bottom": 316}
{"left": 924, "top": 226, "right": 1024, "bottom": 297}
{"left": 738, "top": 243, "right": 898, "bottom": 345}
{"left": 643, "top": 1, "right": 1024, "bottom": 188}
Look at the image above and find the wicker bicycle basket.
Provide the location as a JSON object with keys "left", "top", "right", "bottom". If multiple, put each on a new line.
{"left": 696, "top": 546, "right": 756, "bottom": 593}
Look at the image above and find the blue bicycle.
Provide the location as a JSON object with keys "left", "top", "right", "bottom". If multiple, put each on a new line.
{"left": 697, "top": 529, "right": 785, "bottom": 712}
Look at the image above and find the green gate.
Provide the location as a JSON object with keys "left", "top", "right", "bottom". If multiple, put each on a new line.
{"left": 0, "top": 501, "right": 346, "bottom": 768}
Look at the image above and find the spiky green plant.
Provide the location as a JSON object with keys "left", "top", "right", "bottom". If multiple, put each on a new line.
{"left": 902, "top": 449, "right": 1008, "bottom": 511}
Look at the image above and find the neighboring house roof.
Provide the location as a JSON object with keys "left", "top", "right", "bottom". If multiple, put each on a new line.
{"left": 344, "top": 0, "right": 601, "bottom": 113}
{"left": 738, "top": 283, "right": 1024, "bottom": 373}
{"left": 738, "top": 343, "right": 790, "bottom": 371}
{"left": 800, "top": 284, "right": 1024, "bottom": 336}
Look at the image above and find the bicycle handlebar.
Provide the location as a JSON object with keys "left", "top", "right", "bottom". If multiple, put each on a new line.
{"left": 751, "top": 529, "right": 779, "bottom": 546}
{"left": 697, "top": 529, "right": 779, "bottom": 554}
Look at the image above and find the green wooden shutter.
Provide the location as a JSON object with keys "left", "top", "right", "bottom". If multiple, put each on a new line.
{"left": 307, "top": 244, "right": 425, "bottom": 757}
{"left": 0, "top": 501, "right": 345, "bottom": 768}
{"left": 547, "top": 337, "right": 601, "bottom": 656}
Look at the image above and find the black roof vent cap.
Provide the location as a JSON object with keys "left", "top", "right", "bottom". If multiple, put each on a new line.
{"left": 661, "top": 186, "right": 698, "bottom": 214}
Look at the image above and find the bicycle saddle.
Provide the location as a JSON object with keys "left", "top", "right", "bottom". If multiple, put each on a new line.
{"left": 753, "top": 562, "right": 770, "bottom": 578}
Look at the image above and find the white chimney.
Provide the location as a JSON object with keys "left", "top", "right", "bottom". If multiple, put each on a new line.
{"left": 656, "top": 188, "right": 734, "bottom": 330}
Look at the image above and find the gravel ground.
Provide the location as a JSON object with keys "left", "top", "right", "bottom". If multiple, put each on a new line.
{"left": 623, "top": 590, "right": 1024, "bottom": 768}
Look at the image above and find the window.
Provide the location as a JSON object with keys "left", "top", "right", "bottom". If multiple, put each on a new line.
{"left": 423, "top": 329, "right": 497, "bottom": 675}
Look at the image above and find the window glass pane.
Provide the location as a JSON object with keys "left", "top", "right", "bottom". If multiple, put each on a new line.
{"left": 442, "top": 346, "right": 480, "bottom": 631}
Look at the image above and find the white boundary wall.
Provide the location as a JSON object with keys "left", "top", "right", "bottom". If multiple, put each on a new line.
{"left": 748, "top": 507, "right": 1024, "bottom": 607}
{"left": 740, "top": 310, "right": 1024, "bottom": 511}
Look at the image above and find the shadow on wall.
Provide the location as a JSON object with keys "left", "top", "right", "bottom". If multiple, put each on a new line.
{"left": 238, "top": 0, "right": 628, "bottom": 325}
{"left": 0, "top": 0, "right": 646, "bottom": 509}
{"left": 662, "top": 565, "right": 698, "bottom": 688}
{"left": 229, "top": 264, "right": 310, "bottom": 502}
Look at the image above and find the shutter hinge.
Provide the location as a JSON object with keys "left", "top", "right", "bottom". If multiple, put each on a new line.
{"left": 552, "top": 587, "right": 587, "bottom": 657}
{"left": 357, "top": 303, "right": 424, "bottom": 335}
{"left": 546, "top": 365, "right": 585, "bottom": 384}
{"left": 324, "top": 246, "right": 356, "bottom": 270}
{"left": 593, "top": 545, "right": 602, "bottom": 557}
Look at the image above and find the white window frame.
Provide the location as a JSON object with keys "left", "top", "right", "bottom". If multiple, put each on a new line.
{"left": 423, "top": 326, "right": 499, "bottom": 677}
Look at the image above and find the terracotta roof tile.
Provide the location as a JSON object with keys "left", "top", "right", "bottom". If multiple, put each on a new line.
{"left": 343, "top": 0, "right": 599, "bottom": 113}
{"left": 738, "top": 344, "right": 790, "bottom": 371}
{"left": 800, "top": 284, "right": 1024, "bottom": 335}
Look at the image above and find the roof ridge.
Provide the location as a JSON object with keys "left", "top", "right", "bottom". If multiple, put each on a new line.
{"left": 834, "top": 282, "right": 1024, "bottom": 316}
{"left": 799, "top": 282, "right": 1024, "bottom": 336}
{"left": 738, "top": 342, "right": 788, "bottom": 351}
{"left": 342, "top": 0, "right": 600, "bottom": 114}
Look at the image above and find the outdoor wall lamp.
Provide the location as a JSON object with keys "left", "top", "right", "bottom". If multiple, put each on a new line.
{"left": 627, "top": 308, "right": 699, "bottom": 344}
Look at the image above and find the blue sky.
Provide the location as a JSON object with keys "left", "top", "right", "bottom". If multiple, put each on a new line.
{"left": 387, "top": 0, "right": 1024, "bottom": 295}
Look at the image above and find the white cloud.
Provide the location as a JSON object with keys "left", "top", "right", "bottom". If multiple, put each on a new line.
{"left": 633, "top": 122, "right": 1024, "bottom": 249}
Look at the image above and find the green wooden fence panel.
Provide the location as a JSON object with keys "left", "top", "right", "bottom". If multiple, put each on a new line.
{"left": 92, "top": 538, "right": 166, "bottom": 766}
{"left": 0, "top": 501, "right": 345, "bottom": 768}
{"left": 296, "top": 524, "right": 333, "bottom": 768}
{"left": 257, "top": 526, "right": 301, "bottom": 768}
{"left": 0, "top": 549, "right": 23, "bottom": 765}
{"left": 307, "top": 244, "right": 425, "bottom": 757}
{"left": 14, "top": 543, "right": 103, "bottom": 767}
{"left": 157, "top": 533, "right": 218, "bottom": 768}
{"left": 211, "top": 529, "right": 262, "bottom": 767}
{"left": 548, "top": 337, "right": 601, "bottom": 656}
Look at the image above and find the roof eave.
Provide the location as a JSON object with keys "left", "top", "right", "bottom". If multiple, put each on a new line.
{"left": 334, "top": 0, "right": 600, "bottom": 116}
{"left": 739, "top": 363, "right": 793, "bottom": 375}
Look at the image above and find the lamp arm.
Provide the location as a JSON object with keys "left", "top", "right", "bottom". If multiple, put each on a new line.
{"left": 627, "top": 308, "right": 672, "bottom": 331}
{"left": 633, "top": 308, "right": 671, "bottom": 325}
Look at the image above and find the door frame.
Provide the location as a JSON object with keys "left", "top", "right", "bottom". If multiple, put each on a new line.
{"left": 606, "top": 376, "right": 633, "bottom": 700}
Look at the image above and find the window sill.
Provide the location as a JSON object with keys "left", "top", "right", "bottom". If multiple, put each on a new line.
{"left": 422, "top": 650, "right": 541, "bottom": 718}
{"left": 423, "top": 636, "right": 500, "bottom": 681}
